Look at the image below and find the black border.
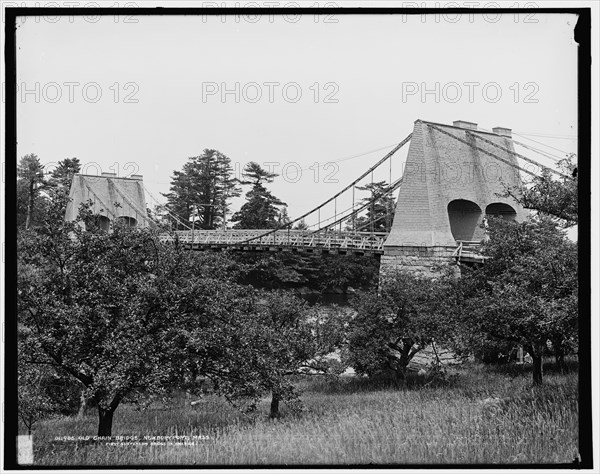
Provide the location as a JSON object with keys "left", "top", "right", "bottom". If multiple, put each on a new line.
{"left": 3, "top": 6, "right": 593, "bottom": 470}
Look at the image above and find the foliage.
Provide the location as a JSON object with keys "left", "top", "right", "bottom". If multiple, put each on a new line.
{"left": 345, "top": 181, "right": 396, "bottom": 233}
{"left": 448, "top": 215, "right": 578, "bottom": 383}
{"left": 201, "top": 290, "right": 346, "bottom": 418}
{"left": 48, "top": 157, "right": 81, "bottom": 189}
{"left": 293, "top": 218, "right": 309, "bottom": 230}
{"left": 504, "top": 154, "right": 578, "bottom": 227}
{"left": 17, "top": 155, "right": 82, "bottom": 229}
{"left": 232, "top": 252, "right": 379, "bottom": 292}
{"left": 231, "top": 162, "right": 287, "bottom": 229}
{"left": 17, "top": 154, "right": 46, "bottom": 229}
{"left": 18, "top": 197, "right": 266, "bottom": 435}
{"left": 343, "top": 270, "right": 451, "bottom": 380}
{"left": 162, "top": 149, "right": 240, "bottom": 229}
{"left": 17, "top": 192, "right": 350, "bottom": 434}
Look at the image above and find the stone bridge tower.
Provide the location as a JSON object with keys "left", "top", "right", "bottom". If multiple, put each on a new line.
{"left": 382, "top": 119, "right": 527, "bottom": 276}
{"left": 65, "top": 172, "right": 152, "bottom": 230}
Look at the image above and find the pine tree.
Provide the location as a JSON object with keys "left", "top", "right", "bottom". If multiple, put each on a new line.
{"left": 231, "top": 162, "right": 287, "bottom": 229}
{"left": 346, "top": 181, "right": 396, "bottom": 233}
{"left": 17, "top": 154, "right": 46, "bottom": 229}
{"left": 163, "top": 149, "right": 240, "bottom": 229}
{"left": 49, "top": 158, "right": 81, "bottom": 190}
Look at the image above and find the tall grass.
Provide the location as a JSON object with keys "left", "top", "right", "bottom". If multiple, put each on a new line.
{"left": 26, "top": 362, "right": 578, "bottom": 466}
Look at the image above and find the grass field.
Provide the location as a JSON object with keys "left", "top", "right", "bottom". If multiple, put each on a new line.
{"left": 25, "top": 361, "right": 579, "bottom": 466}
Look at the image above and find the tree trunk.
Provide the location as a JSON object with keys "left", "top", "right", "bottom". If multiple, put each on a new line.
{"left": 26, "top": 179, "right": 35, "bottom": 230}
{"left": 553, "top": 339, "right": 566, "bottom": 372}
{"left": 97, "top": 407, "right": 116, "bottom": 436}
{"left": 526, "top": 344, "right": 544, "bottom": 385}
{"left": 269, "top": 392, "right": 281, "bottom": 419}
{"left": 556, "top": 351, "right": 566, "bottom": 373}
{"left": 532, "top": 354, "right": 543, "bottom": 384}
{"left": 77, "top": 390, "right": 88, "bottom": 419}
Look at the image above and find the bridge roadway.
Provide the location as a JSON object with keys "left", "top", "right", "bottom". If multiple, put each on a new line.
{"left": 159, "top": 229, "right": 389, "bottom": 255}
{"left": 159, "top": 229, "right": 486, "bottom": 262}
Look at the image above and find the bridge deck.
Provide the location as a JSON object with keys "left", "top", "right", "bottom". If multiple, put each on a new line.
{"left": 159, "top": 229, "right": 389, "bottom": 255}
{"left": 159, "top": 231, "right": 487, "bottom": 261}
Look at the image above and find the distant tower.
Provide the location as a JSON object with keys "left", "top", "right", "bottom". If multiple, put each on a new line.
{"left": 65, "top": 173, "right": 152, "bottom": 230}
{"left": 382, "top": 119, "right": 527, "bottom": 275}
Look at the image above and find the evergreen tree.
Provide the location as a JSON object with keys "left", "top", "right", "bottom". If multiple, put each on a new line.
{"left": 17, "top": 154, "right": 46, "bottom": 229}
{"left": 49, "top": 157, "right": 81, "bottom": 190}
{"left": 346, "top": 181, "right": 396, "bottom": 233}
{"left": 163, "top": 149, "right": 240, "bottom": 229}
{"left": 293, "top": 219, "right": 309, "bottom": 230}
{"left": 231, "top": 162, "right": 287, "bottom": 229}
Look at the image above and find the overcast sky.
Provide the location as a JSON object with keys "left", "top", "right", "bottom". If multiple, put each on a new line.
{"left": 15, "top": 9, "right": 579, "bottom": 228}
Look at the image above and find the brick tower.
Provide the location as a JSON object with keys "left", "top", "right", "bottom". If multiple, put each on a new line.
{"left": 381, "top": 119, "right": 527, "bottom": 275}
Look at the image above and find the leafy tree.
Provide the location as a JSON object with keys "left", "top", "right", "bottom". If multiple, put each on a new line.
{"left": 343, "top": 271, "right": 449, "bottom": 380}
{"left": 504, "top": 154, "right": 577, "bottom": 227}
{"left": 163, "top": 149, "right": 240, "bottom": 229}
{"left": 17, "top": 154, "right": 46, "bottom": 229}
{"left": 235, "top": 290, "right": 346, "bottom": 418}
{"left": 18, "top": 343, "right": 62, "bottom": 434}
{"left": 449, "top": 216, "right": 578, "bottom": 384}
{"left": 231, "top": 162, "right": 287, "bottom": 229}
{"left": 346, "top": 181, "right": 396, "bottom": 233}
{"left": 17, "top": 195, "right": 349, "bottom": 434}
{"left": 17, "top": 197, "right": 263, "bottom": 435}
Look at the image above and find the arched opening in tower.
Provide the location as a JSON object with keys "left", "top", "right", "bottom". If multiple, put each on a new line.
{"left": 485, "top": 203, "right": 517, "bottom": 221}
{"left": 96, "top": 215, "right": 111, "bottom": 232}
{"left": 118, "top": 216, "right": 137, "bottom": 228}
{"left": 447, "top": 199, "right": 482, "bottom": 241}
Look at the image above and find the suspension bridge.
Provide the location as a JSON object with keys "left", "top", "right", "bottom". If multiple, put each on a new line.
{"left": 65, "top": 119, "right": 573, "bottom": 268}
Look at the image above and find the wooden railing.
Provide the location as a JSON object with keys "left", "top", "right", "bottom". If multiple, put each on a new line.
{"left": 452, "top": 240, "right": 486, "bottom": 263}
{"left": 159, "top": 229, "right": 389, "bottom": 253}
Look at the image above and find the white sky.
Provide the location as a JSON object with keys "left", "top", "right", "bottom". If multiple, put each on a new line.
{"left": 14, "top": 7, "right": 580, "bottom": 228}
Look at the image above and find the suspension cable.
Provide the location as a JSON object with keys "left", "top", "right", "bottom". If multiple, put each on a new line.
{"left": 512, "top": 139, "right": 564, "bottom": 163}
{"left": 108, "top": 178, "right": 154, "bottom": 225}
{"left": 81, "top": 176, "right": 118, "bottom": 220}
{"left": 427, "top": 125, "right": 544, "bottom": 179}
{"left": 466, "top": 130, "right": 570, "bottom": 179}
{"left": 143, "top": 185, "right": 192, "bottom": 230}
{"left": 311, "top": 177, "right": 403, "bottom": 234}
{"left": 237, "top": 134, "right": 412, "bottom": 244}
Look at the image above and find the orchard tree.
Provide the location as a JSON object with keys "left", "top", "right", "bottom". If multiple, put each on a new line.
{"left": 344, "top": 270, "right": 450, "bottom": 380}
{"left": 504, "top": 154, "right": 577, "bottom": 227}
{"left": 17, "top": 197, "right": 264, "bottom": 435}
{"left": 250, "top": 291, "right": 346, "bottom": 418}
{"left": 451, "top": 215, "right": 578, "bottom": 383}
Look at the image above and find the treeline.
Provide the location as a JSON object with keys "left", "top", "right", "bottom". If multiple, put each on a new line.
{"left": 160, "top": 150, "right": 292, "bottom": 230}
{"left": 16, "top": 154, "right": 81, "bottom": 229}
{"left": 16, "top": 149, "right": 398, "bottom": 233}
{"left": 161, "top": 150, "right": 398, "bottom": 232}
